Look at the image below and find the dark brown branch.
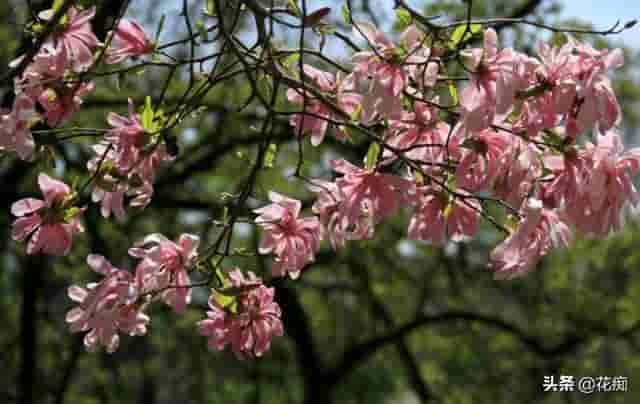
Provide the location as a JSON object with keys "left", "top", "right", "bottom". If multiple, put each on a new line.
{"left": 493, "top": 0, "right": 544, "bottom": 31}
{"left": 325, "top": 310, "right": 586, "bottom": 388}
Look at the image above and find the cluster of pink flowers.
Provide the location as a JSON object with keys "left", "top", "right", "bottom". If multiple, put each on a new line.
{"left": 66, "top": 233, "right": 201, "bottom": 352}
{"left": 66, "top": 254, "right": 149, "bottom": 353}
{"left": 197, "top": 269, "right": 283, "bottom": 358}
{"left": 88, "top": 98, "right": 173, "bottom": 221}
{"left": 4, "top": 6, "right": 285, "bottom": 358}
{"left": 5, "top": 7, "right": 640, "bottom": 359}
{"left": 1, "top": 6, "right": 155, "bottom": 162}
{"left": 282, "top": 25, "right": 639, "bottom": 280}
{"left": 65, "top": 234, "right": 285, "bottom": 356}
{"left": 128, "top": 233, "right": 200, "bottom": 314}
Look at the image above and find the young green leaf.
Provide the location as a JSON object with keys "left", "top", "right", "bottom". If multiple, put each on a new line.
{"left": 393, "top": 8, "right": 412, "bottom": 31}
{"left": 341, "top": 4, "right": 351, "bottom": 24}
{"left": 196, "top": 20, "right": 208, "bottom": 42}
{"left": 365, "top": 142, "right": 381, "bottom": 170}
{"left": 142, "top": 96, "right": 154, "bottom": 131}
{"left": 205, "top": 0, "right": 216, "bottom": 16}
{"left": 450, "top": 23, "right": 482, "bottom": 46}
{"left": 52, "top": 0, "right": 65, "bottom": 12}
{"left": 448, "top": 81, "right": 459, "bottom": 105}
{"left": 263, "top": 143, "right": 278, "bottom": 168}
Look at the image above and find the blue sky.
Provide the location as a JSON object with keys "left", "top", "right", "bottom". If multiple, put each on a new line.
{"left": 561, "top": 0, "right": 640, "bottom": 48}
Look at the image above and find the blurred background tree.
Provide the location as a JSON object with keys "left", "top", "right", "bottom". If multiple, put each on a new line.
{"left": 1, "top": 1, "right": 639, "bottom": 404}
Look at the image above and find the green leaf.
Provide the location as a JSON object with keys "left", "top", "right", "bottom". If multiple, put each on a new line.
{"left": 393, "top": 8, "right": 412, "bottom": 31}
{"left": 263, "top": 143, "right": 278, "bottom": 168}
{"left": 52, "top": 0, "right": 65, "bottom": 12}
{"left": 365, "top": 142, "right": 381, "bottom": 170}
{"left": 448, "top": 81, "right": 459, "bottom": 105}
{"left": 450, "top": 23, "right": 482, "bottom": 46}
{"left": 341, "top": 4, "right": 351, "bottom": 24}
{"left": 196, "top": 20, "right": 208, "bottom": 42}
{"left": 64, "top": 207, "right": 81, "bottom": 222}
{"left": 414, "top": 170, "right": 424, "bottom": 185}
{"left": 212, "top": 290, "right": 238, "bottom": 313}
{"left": 287, "top": 0, "right": 302, "bottom": 16}
{"left": 141, "top": 96, "right": 154, "bottom": 131}
{"left": 205, "top": 0, "right": 216, "bottom": 16}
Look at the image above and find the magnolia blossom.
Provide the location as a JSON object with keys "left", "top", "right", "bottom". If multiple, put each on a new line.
{"left": 14, "top": 43, "right": 95, "bottom": 126}
{"left": 332, "top": 159, "right": 413, "bottom": 239}
{"left": 106, "top": 98, "right": 148, "bottom": 172}
{"left": 383, "top": 100, "right": 451, "bottom": 173}
{"left": 100, "top": 98, "right": 173, "bottom": 205}
{"left": 40, "top": 6, "right": 100, "bottom": 72}
{"left": 541, "top": 150, "right": 588, "bottom": 208}
{"left": 408, "top": 186, "right": 480, "bottom": 245}
{"left": 455, "top": 125, "right": 513, "bottom": 192}
{"left": 87, "top": 143, "right": 155, "bottom": 221}
{"left": 66, "top": 255, "right": 149, "bottom": 353}
{"left": 351, "top": 23, "right": 435, "bottom": 121}
{"left": 490, "top": 199, "right": 571, "bottom": 279}
{"left": 0, "top": 94, "right": 38, "bottom": 160}
{"left": 566, "top": 39, "right": 623, "bottom": 136}
{"left": 129, "top": 233, "right": 200, "bottom": 314}
{"left": 494, "top": 140, "right": 542, "bottom": 209}
{"left": 564, "top": 129, "right": 640, "bottom": 235}
{"left": 11, "top": 173, "right": 83, "bottom": 256}
{"left": 459, "top": 28, "right": 516, "bottom": 132}
{"left": 106, "top": 19, "right": 155, "bottom": 64}
{"left": 254, "top": 192, "right": 321, "bottom": 279}
{"left": 308, "top": 179, "right": 349, "bottom": 249}
{"left": 197, "top": 269, "right": 283, "bottom": 358}
{"left": 287, "top": 65, "right": 361, "bottom": 146}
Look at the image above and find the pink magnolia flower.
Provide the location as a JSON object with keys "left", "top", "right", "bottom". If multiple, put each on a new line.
{"left": 308, "top": 179, "right": 347, "bottom": 249}
{"left": 66, "top": 254, "right": 149, "bottom": 353}
{"left": 493, "top": 140, "right": 542, "bottom": 209}
{"left": 351, "top": 23, "right": 431, "bottom": 120}
{"left": 383, "top": 100, "right": 451, "bottom": 173}
{"left": 540, "top": 149, "right": 588, "bottom": 209}
{"left": 86, "top": 143, "right": 155, "bottom": 221}
{"left": 565, "top": 129, "right": 640, "bottom": 236}
{"left": 106, "top": 98, "right": 147, "bottom": 171}
{"left": 40, "top": 6, "right": 100, "bottom": 72}
{"left": 287, "top": 65, "right": 361, "bottom": 146}
{"left": 106, "top": 19, "right": 155, "bottom": 64}
{"left": 533, "top": 41, "right": 576, "bottom": 113}
{"left": 332, "top": 159, "right": 414, "bottom": 239}
{"left": 14, "top": 44, "right": 95, "bottom": 127}
{"left": 11, "top": 173, "right": 83, "bottom": 256}
{"left": 104, "top": 99, "right": 174, "bottom": 185}
{"left": 0, "top": 94, "right": 38, "bottom": 160}
{"left": 408, "top": 185, "right": 480, "bottom": 245}
{"left": 459, "top": 28, "right": 516, "bottom": 132}
{"left": 129, "top": 233, "right": 200, "bottom": 314}
{"left": 565, "top": 39, "right": 623, "bottom": 136}
{"left": 37, "top": 80, "right": 96, "bottom": 126}
{"left": 455, "top": 125, "right": 513, "bottom": 192}
{"left": 197, "top": 269, "right": 283, "bottom": 358}
{"left": 490, "top": 199, "right": 571, "bottom": 280}
{"left": 352, "top": 23, "right": 427, "bottom": 96}
{"left": 254, "top": 192, "right": 321, "bottom": 279}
